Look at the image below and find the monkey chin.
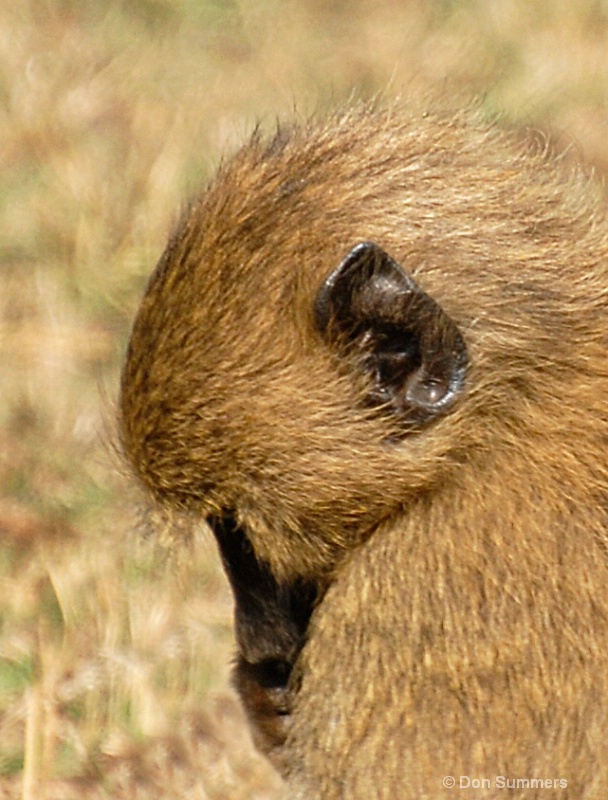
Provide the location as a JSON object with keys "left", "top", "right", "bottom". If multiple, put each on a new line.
{"left": 232, "top": 656, "right": 294, "bottom": 772}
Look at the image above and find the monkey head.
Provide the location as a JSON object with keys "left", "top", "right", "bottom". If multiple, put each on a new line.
{"left": 118, "top": 110, "right": 516, "bottom": 584}
{"left": 120, "top": 105, "right": 606, "bottom": 584}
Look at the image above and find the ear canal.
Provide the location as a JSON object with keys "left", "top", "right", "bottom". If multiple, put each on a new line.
{"left": 314, "top": 241, "right": 468, "bottom": 425}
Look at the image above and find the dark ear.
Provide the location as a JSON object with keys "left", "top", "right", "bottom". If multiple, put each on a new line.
{"left": 314, "top": 242, "right": 467, "bottom": 425}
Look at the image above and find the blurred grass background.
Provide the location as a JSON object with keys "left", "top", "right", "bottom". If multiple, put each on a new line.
{"left": 1, "top": 1, "right": 608, "bottom": 797}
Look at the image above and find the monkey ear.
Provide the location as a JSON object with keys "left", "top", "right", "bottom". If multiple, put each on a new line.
{"left": 314, "top": 242, "right": 468, "bottom": 424}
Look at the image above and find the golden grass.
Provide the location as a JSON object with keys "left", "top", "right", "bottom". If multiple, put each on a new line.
{"left": 2, "top": 0, "right": 608, "bottom": 797}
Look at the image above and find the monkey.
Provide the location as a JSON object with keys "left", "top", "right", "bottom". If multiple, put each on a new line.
{"left": 120, "top": 103, "right": 608, "bottom": 798}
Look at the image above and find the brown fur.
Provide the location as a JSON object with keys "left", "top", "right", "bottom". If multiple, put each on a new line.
{"left": 120, "top": 104, "right": 608, "bottom": 798}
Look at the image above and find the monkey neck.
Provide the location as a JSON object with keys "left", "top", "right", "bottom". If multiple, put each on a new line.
{"left": 291, "top": 450, "right": 608, "bottom": 786}
{"left": 307, "top": 441, "right": 608, "bottom": 680}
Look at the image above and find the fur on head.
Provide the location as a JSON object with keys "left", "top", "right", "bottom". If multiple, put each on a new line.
{"left": 120, "top": 103, "right": 608, "bottom": 584}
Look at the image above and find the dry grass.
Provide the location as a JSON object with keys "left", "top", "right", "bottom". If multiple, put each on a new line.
{"left": 1, "top": 1, "right": 608, "bottom": 797}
